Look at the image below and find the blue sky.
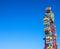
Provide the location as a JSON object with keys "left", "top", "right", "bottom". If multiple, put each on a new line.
{"left": 0, "top": 0, "right": 60, "bottom": 49}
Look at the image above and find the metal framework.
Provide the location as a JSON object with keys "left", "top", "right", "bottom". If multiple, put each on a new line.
{"left": 43, "top": 7, "right": 58, "bottom": 49}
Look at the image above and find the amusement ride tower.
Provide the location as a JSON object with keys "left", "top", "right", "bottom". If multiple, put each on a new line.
{"left": 43, "top": 7, "right": 58, "bottom": 49}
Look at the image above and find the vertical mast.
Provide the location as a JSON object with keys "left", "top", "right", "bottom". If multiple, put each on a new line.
{"left": 43, "top": 7, "right": 58, "bottom": 49}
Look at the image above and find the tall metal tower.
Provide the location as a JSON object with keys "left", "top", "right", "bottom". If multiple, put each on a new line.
{"left": 43, "top": 7, "right": 58, "bottom": 49}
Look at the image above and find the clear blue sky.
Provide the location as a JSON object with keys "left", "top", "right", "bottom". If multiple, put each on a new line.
{"left": 0, "top": 0, "right": 60, "bottom": 49}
